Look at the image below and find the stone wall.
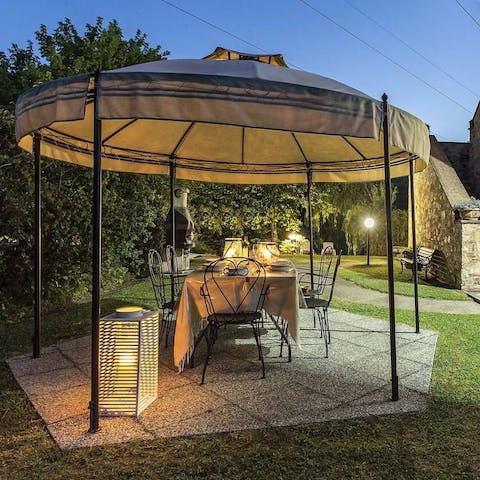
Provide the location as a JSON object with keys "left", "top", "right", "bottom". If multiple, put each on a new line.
{"left": 414, "top": 162, "right": 462, "bottom": 288}
{"left": 460, "top": 214, "right": 480, "bottom": 291}
{"left": 413, "top": 138, "right": 469, "bottom": 288}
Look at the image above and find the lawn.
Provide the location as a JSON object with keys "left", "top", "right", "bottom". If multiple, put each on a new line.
{"left": 285, "top": 254, "right": 468, "bottom": 301}
{"left": 1, "top": 276, "right": 479, "bottom": 479}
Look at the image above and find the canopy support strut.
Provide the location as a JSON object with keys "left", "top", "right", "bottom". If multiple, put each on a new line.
{"left": 33, "top": 132, "right": 41, "bottom": 359}
{"left": 169, "top": 158, "right": 177, "bottom": 300}
{"left": 89, "top": 75, "right": 102, "bottom": 433}
{"left": 382, "top": 94, "right": 399, "bottom": 402}
{"left": 169, "top": 158, "right": 176, "bottom": 255}
{"left": 409, "top": 158, "right": 420, "bottom": 333}
{"left": 306, "top": 162, "right": 314, "bottom": 290}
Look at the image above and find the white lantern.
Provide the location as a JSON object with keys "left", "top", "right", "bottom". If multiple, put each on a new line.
{"left": 223, "top": 238, "right": 247, "bottom": 257}
{"left": 254, "top": 241, "right": 280, "bottom": 265}
{"left": 99, "top": 308, "right": 159, "bottom": 417}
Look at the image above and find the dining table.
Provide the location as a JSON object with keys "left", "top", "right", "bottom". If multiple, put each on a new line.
{"left": 173, "top": 258, "right": 305, "bottom": 372}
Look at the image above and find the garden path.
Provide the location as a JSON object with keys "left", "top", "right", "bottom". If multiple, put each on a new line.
{"left": 295, "top": 265, "right": 480, "bottom": 314}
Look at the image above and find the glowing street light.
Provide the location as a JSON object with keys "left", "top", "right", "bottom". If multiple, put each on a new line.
{"left": 364, "top": 217, "right": 374, "bottom": 266}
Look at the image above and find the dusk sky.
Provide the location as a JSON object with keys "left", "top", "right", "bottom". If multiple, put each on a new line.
{"left": 2, "top": 0, "right": 479, "bottom": 142}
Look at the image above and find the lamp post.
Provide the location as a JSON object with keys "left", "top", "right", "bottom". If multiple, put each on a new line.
{"left": 364, "top": 217, "right": 374, "bottom": 266}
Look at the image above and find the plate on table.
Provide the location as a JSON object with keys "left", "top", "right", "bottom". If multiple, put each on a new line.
{"left": 225, "top": 266, "right": 249, "bottom": 276}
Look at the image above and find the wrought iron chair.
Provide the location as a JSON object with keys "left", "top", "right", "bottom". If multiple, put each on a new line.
{"left": 199, "top": 257, "right": 268, "bottom": 385}
{"left": 147, "top": 248, "right": 178, "bottom": 348}
{"left": 303, "top": 251, "right": 342, "bottom": 358}
{"left": 165, "top": 244, "right": 183, "bottom": 296}
{"left": 299, "top": 246, "right": 334, "bottom": 327}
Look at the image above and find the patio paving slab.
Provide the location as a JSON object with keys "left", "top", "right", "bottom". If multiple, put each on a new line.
{"left": 7, "top": 309, "right": 437, "bottom": 450}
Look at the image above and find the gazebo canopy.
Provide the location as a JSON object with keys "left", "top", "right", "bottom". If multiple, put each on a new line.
{"left": 17, "top": 47, "right": 429, "bottom": 431}
{"left": 16, "top": 50, "right": 430, "bottom": 184}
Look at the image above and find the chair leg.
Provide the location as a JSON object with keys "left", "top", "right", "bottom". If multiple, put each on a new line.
{"left": 164, "top": 315, "right": 171, "bottom": 348}
{"left": 189, "top": 326, "right": 208, "bottom": 368}
{"left": 251, "top": 322, "right": 265, "bottom": 379}
{"left": 280, "top": 320, "right": 291, "bottom": 363}
{"left": 159, "top": 317, "right": 167, "bottom": 346}
{"left": 285, "top": 322, "right": 291, "bottom": 363}
{"left": 324, "top": 307, "right": 331, "bottom": 345}
{"left": 201, "top": 323, "right": 216, "bottom": 385}
{"left": 252, "top": 322, "right": 262, "bottom": 361}
{"left": 279, "top": 318, "right": 285, "bottom": 358}
{"left": 164, "top": 311, "right": 176, "bottom": 348}
{"left": 315, "top": 309, "right": 323, "bottom": 338}
{"left": 320, "top": 307, "right": 330, "bottom": 358}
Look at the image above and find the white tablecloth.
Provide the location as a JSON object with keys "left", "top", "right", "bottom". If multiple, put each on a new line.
{"left": 173, "top": 263, "right": 303, "bottom": 371}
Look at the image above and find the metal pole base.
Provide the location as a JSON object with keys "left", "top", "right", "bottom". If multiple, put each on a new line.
{"left": 391, "top": 376, "right": 399, "bottom": 401}
{"left": 89, "top": 402, "right": 100, "bottom": 433}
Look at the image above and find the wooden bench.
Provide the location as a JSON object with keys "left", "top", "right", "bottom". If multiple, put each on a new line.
{"left": 400, "top": 247, "right": 435, "bottom": 280}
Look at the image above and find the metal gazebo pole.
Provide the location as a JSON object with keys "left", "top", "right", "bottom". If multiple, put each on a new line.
{"left": 33, "top": 132, "right": 41, "bottom": 359}
{"left": 169, "top": 157, "right": 176, "bottom": 255}
{"left": 89, "top": 74, "right": 102, "bottom": 433}
{"left": 306, "top": 162, "right": 315, "bottom": 290}
{"left": 169, "top": 157, "right": 177, "bottom": 300}
{"left": 409, "top": 158, "right": 420, "bottom": 333}
{"left": 382, "top": 93, "right": 399, "bottom": 401}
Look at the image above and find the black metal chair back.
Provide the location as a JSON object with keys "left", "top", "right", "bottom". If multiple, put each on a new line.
{"left": 147, "top": 248, "right": 177, "bottom": 347}
{"left": 299, "top": 245, "right": 334, "bottom": 296}
{"left": 148, "top": 249, "right": 168, "bottom": 309}
{"left": 165, "top": 244, "right": 182, "bottom": 298}
{"left": 324, "top": 250, "right": 342, "bottom": 307}
{"left": 202, "top": 257, "right": 267, "bottom": 322}
{"left": 199, "top": 257, "right": 268, "bottom": 384}
{"left": 315, "top": 246, "right": 335, "bottom": 294}
{"left": 302, "top": 250, "right": 342, "bottom": 358}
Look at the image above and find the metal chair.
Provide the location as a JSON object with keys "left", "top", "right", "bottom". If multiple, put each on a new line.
{"left": 299, "top": 246, "right": 334, "bottom": 327}
{"left": 147, "top": 248, "right": 178, "bottom": 348}
{"left": 303, "top": 251, "right": 342, "bottom": 358}
{"left": 165, "top": 244, "right": 185, "bottom": 299}
{"left": 199, "top": 257, "right": 268, "bottom": 385}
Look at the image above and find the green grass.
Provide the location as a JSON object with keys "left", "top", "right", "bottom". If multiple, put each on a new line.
{"left": 1, "top": 276, "right": 480, "bottom": 479}
{"left": 285, "top": 254, "right": 468, "bottom": 301}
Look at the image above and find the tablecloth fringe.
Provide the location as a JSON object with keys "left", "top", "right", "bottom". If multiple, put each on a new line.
{"left": 177, "top": 317, "right": 208, "bottom": 373}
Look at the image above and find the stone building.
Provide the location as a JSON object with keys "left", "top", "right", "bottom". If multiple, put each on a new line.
{"left": 414, "top": 103, "right": 480, "bottom": 292}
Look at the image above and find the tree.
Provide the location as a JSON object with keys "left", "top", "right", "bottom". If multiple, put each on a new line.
{"left": 0, "top": 18, "right": 169, "bottom": 308}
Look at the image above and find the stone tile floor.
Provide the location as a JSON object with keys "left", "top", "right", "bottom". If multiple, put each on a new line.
{"left": 7, "top": 309, "right": 437, "bottom": 449}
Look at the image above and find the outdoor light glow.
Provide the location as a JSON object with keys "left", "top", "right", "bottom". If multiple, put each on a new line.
{"left": 223, "top": 238, "right": 243, "bottom": 258}
{"left": 118, "top": 350, "right": 137, "bottom": 368}
{"left": 364, "top": 218, "right": 375, "bottom": 229}
{"left": 255, "top": 242, "right": 280, "bottom": 265}
{"left": 288, "top": 233, "right": 302, "bottom": 242}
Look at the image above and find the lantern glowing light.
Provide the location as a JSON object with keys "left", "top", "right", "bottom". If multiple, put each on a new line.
{"left": 254, "top": 242, "right": 280, "bottom": 265}
{"left": 99, "top": 309, "right": 159, "bottom": 417}
{"left": 223, "top": 238, "right": 248, "bottom": 257}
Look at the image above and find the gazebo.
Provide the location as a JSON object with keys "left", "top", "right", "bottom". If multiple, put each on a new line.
{"left": 15, "top": 47, "right": 430, "bottom": 432}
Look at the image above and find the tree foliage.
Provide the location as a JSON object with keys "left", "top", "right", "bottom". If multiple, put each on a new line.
{"left": 0, "top": 18, "right": 169, "bottom": 308}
